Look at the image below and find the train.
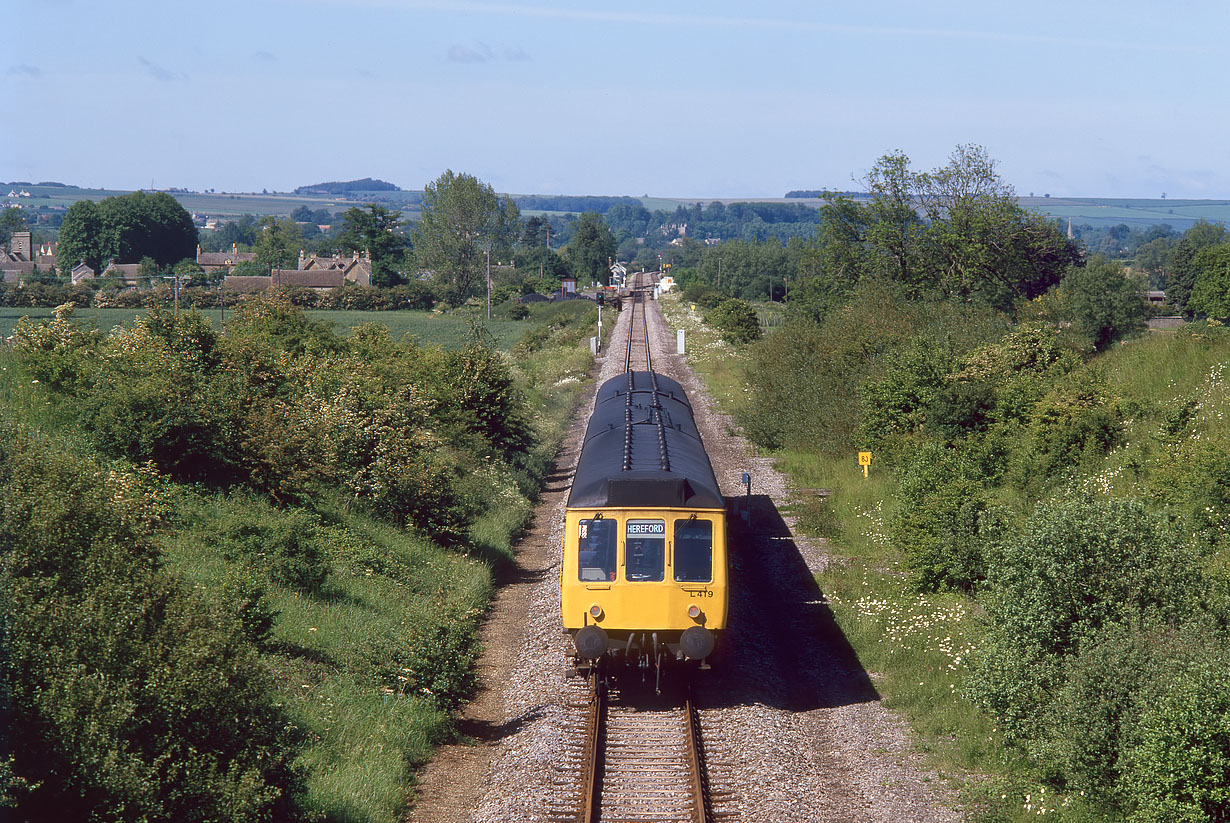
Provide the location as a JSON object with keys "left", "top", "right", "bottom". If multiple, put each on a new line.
{"left": 561, "top": 369, "right": 728, "bottom": 677}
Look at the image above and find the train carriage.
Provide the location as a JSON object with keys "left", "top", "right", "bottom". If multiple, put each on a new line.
{"left": 562, "top": 370, "right": 728, "bottom": 672}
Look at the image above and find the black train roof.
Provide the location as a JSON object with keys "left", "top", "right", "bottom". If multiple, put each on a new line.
{"left": 567, "top": 371, "right": 724, "bottom": 510}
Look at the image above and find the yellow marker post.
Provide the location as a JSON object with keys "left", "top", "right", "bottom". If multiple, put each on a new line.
{"left": 858, "top": 451, "right": 872, "bottom": 479}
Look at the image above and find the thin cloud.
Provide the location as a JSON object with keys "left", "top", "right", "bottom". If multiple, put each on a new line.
{"left": 504, "top": 45, "right": 530, "bottom": 61}
{"left": 448, "top": 44, "right": 488, "bottom": 63}
{"left": 251, "top": 50, "right": 278, "bottom": 62}
{"left": 295, "top": 0, "right": 1213, "bottom": 55}
{"left": 138, "top": 56, "right": 187, "bottom": 82}
{"left": 447, "top": 42, "right": 496, "bottom": 63}
{"left": 8, "top": 64, "right": 42, "bottom": 77}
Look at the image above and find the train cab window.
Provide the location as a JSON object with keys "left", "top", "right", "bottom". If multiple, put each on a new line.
{"left": 626, "top": 519, "right": 665, "bottom": 582}
{"left": 578, "top": 518, "right": 617, "bottom": 582}
{"left": 674, "top": 519, "right": 713, "bottom": 583}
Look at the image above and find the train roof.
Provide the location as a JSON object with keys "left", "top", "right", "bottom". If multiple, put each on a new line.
{"left": 568, "top": 371, "right": 724, "bottom": 510}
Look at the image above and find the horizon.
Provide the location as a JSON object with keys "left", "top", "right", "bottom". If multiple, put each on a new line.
{"left": 6, "top": 0, "right": 1229, "bottom": 200}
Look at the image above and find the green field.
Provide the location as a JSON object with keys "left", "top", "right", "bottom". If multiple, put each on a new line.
{"left": 1019, "top": 196, "right": 1230, "bottom": 229}
{"left": 7, "top": 184, "right": 403, "bottom": 220}
{"left": 13, "top": 183, "right": 1230, "bottom": 230}
{"left": 0, "top": 306, "right": 544, "bottom": 351}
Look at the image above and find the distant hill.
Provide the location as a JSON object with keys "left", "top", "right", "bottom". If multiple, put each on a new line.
{"left": 294, "top": 178, "right": 400, "bottom": 195}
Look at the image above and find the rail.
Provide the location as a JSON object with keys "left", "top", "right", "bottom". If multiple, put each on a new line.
{"left": 551, "top": 673, "right": 717, "bottom": 823}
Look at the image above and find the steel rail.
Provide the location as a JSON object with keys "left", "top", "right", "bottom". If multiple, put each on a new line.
{"left": 580, "top": 670, "right": 604, "bottom": 823}
{"left": 683, "top": 687, "right": 715, "bottom": 823}
{"left": 555, "top": 672, "right": 715, "bottom": 823}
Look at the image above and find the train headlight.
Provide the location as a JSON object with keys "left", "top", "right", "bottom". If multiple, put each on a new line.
{"left": 589, "top": 604, "right": 603, "bottom": 620}
{"left": 687, "top": 604, "right": 702, "bottom": 620}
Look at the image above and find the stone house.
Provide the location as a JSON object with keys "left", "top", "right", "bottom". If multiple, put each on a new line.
{"left": 196, "top": 244, "right": 257, "bottom": 274}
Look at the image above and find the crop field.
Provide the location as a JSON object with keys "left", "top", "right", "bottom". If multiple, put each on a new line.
{"left": 1021, "top": 196, "right": 1230, "bottom": 229}
{"left": 0, "top": 306, "right": 546, "bottom": 351}
{"left": 6, "top": 184, "right": 401, "bottom": 220}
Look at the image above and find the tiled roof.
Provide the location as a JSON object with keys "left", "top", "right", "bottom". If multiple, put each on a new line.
{"left": 223, "top": 275, "right": 274, "bottom": 293}
{"left": 272, "top": 269, "right": 345, "bottom": 289}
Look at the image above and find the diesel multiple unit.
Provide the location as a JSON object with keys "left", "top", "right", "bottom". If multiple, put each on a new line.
{"left": 561, "top": 370, "right": 728, "bottom": 672}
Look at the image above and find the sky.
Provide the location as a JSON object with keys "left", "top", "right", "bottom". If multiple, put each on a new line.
{"left": 5, "top": 0, "right": 1229, "bottom": 199}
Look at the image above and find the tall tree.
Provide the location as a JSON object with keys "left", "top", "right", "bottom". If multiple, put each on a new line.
{"left": 57, "top": 200, "right": 106, "bottom": 273}
{"left": 253, "top": 217, "right": 300, "bottom": 272}
{"left": 567, "top": 212, "right": 617, "bottom": 286}
{"left": 100, "top": 192, "right": 197, "bottom": 268}
{"left": 917, "top": 145, "right": 1079, "bottom": 310}
{"left": 861, "top": 150, "right": 927, "bottom": 288}
{"left": 811, "top": 146, "right": 1077, "bottom": 312}
{"left": 1187, "top": 244, "right": 1230, "bottom": 322}
{"left": 1167, "top": 220, "right": 1228, "bottom": 315}
{"left": 57, "top": 192, "right": 195, "bottom": 273}
{"left": 0, "top": 206, "right": 29, "bottom": 248}
{"left": 336, "top": 204, "right": 409, "bottom": 287}
{"left": 411, "top": 170, "right": 520, "bottom": 303}
{"left": 1060, "top": 257, "right": 1147, "bottom": 351}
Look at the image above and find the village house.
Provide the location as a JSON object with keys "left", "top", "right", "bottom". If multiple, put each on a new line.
{"left": 70, "top": 263, "right": 95, "bottom": 284}
{"left": 222, "top": 249, "right": 374, "bottom": 293}
{"left": 196, "top": 244, "right": 256, "bottom": 274}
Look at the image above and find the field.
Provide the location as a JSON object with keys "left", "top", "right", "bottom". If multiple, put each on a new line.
{"left": 1018, "top": 196, "right": 1230, "bottom": 229}
{"left": 0, "top": 306, "right": 543, "bottom": 351}
{"left": 5, "top": 184, "right": 401, "bottom": 221}
{"left": 11, "top": 182, "right": 1230, "bottom": 230}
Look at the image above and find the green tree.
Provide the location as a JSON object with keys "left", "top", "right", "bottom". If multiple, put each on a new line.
{"left": 861, "top": 150, "right": 927, "bottom": 288}
{"left": 336, "top": 204, "right": 409, "bottom": 287}
{"left": 253, "top": 217, "right": 300, "bottom": 272}
{"left": 100, "top": 191, "right": 197, "bottom": 267}
{"left": 1186, "top": 244, "right": 1230, "bottom": 322}
{"left": 1134, "top": 235, "right": 1178, "bottom": 289}
{"left": 412, "top": 170, "right": 519, "bottom": 303}
{"left": 58, "top": 192, "right": 196, "bottom": 272}
{"left": 813, "top": 146, "right": 1077, "bottom": 311}
{"left": 1168, "top": 221, "right": 1228, "bottom": 314}
{"left": 567, "top": 211, "right": 618, "bottom": 286}
{"left": 211, "top": 215, "right": 259, "bottom": 251}
{"left": 1059, "top": 257, "right": 1147, "bottom": 350}
{"left": 57, "top": 199, "right": 106, "bottom": 272}
{"left": 0, "top": 205, "right": 29, "bottom": 247}
{"left": 918, "top": 145, "right": 1079, "bottom": 310}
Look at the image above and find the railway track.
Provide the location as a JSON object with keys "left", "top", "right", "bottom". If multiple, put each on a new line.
{"left": 550, "top": 671, "right": 725, "bottom": 823}
{"left": 622, "top": 274, "right": 654, "bottom": 374}
{"left": 549, "top": 273, "right": 732, "bottom": 823}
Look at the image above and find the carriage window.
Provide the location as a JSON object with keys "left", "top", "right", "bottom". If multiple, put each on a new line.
{"left": 578, "top": 518, "right": 617, "bottom": 582}
{"left": 626, "top": 519, "right": 665, "bottom": 582}
{"left": 674, "top": 519, "right": 713, "bottom": 583}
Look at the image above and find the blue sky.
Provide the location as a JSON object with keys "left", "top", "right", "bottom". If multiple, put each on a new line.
{"left": 5, "top": 0, "right": 1228, "bottom": 199}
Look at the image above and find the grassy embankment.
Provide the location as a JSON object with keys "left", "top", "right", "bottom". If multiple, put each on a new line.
{"left": 1, "top": 298, "right": 605, "bottom": 822}
{"left": 660, "top": 291, "right": 1230, "bottom": 822}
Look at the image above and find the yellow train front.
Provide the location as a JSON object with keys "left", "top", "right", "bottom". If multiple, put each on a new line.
{"left": 562, "top": 371, "right": 728, "bottom": 672}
